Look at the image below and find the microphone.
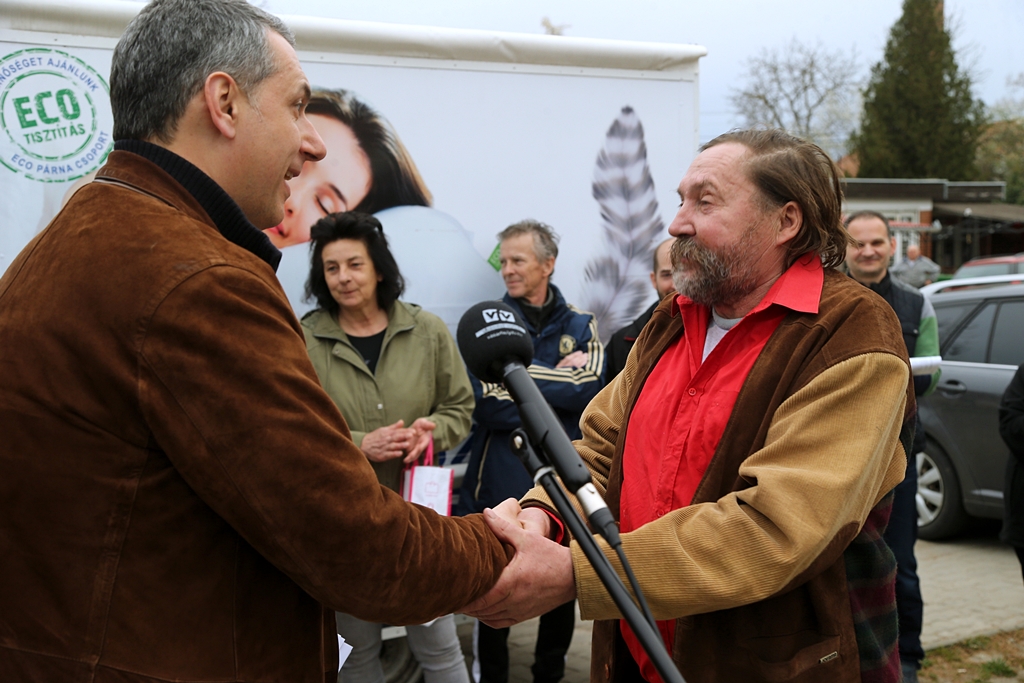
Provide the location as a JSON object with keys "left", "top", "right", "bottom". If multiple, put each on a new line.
{"left": 459, "top": 302, "right": 669, "bottom": 662}
{"left": 457, "top": 301, "right": 615, "bottom": 536}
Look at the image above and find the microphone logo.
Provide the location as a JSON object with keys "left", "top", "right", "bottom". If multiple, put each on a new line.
{"left": 482, "top": 309, "right": 516, "bottom": 323}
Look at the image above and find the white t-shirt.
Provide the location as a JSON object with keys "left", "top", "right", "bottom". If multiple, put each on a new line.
{"left": 702, "top": 309, "right": 743, "bottom": 362}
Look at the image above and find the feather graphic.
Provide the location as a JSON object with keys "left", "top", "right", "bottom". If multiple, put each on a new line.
{"left": 580, "top": 106, "right": 665, "bottom": 344}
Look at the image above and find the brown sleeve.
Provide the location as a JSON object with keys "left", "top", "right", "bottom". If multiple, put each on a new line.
{"left": 138, "top": 265, "right": 506, "bottom": 624}
{"left": 571, "top": 353, "right": 908, "bottom": 621}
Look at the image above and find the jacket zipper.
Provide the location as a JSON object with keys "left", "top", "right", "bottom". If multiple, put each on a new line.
{"left": 474, "top": 433, "right": 492, "bottom": 501}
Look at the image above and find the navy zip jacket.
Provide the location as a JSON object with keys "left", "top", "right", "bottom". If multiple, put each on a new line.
{"left": 456, "top": 284, "right": 605, "bottom": 513}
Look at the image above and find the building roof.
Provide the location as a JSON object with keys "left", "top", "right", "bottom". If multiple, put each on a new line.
{"left": 0, "top": 0, "right": 706, "bottom": 73}
{"left": 933, "top": 202, "right": 1024, "bottom": 224}
{"left": 841, "top": 178, "right": 1007, "bottom": 202}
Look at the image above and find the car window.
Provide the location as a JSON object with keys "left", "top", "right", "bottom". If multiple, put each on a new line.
{"left": 990, "top": 300, "right": 1024, "bottom": 366}
{"left": 933, "top": 302, "right": 976, "bottom": 342}
{"left": 953, "top": 263, "right": 1013, "bottom": 279}
{"left": 943, "top": 302, "right": 996, "bottom": 363}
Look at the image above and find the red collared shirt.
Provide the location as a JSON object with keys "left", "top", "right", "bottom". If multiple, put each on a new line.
{"left": 618, "top": 254, "right": 823, "bottom": 683}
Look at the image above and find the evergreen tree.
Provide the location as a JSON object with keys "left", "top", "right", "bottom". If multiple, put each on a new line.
{"left": 852, "top": 0, "right": 984, "bottom": 179}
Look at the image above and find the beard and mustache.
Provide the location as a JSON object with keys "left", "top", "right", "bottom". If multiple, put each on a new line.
{"left": 670, "top": 227, "right": 761, "bottom": 309}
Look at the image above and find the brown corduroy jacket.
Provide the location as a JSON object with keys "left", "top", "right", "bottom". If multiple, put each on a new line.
{"left": 525, "top": 267, "right": 913, "bottom": 683}
{"left": 0, "top": 151, "right": 506, "bottom": 683}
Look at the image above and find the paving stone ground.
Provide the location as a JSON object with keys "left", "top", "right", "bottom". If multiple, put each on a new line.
{"left": 917, "top": 523, "right": 1024, "bottom": 649}
{"left": 454, "top": 523, "right": 1024, "bottom": 683}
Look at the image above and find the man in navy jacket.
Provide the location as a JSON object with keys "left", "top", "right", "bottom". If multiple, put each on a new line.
{"left": 457, "top": 219, "right": 604, "bottom": 683}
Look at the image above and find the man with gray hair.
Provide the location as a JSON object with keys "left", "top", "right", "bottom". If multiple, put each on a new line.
{"left": 0, "top": 1, "right": 508, "bottom": 681}
{"left": 457, "top": 219, "right": 604, "bottom": 683}
{"left": 891, "top": 243, "right": 941, "bottom": 288}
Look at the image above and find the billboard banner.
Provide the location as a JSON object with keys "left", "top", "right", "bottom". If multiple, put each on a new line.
{"left": 0, "top": 24, "right": 701, "bottom": 339}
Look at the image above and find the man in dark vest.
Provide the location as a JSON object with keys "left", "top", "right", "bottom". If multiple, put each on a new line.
{"left": 464, "top": 129, "right": 914, "bottom": 683}
{"left": 845, "top": 210, "right": 941, "bottom": 683}
{"left": 605, "top": 237, "right": 676, "bottom": 380}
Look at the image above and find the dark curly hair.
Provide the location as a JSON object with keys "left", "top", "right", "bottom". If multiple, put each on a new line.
{"left": 304, "top": 212, "right": 405, "bottom": 316}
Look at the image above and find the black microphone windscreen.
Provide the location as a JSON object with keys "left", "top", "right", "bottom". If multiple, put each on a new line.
{"left": 457, "top": 301, "right": 534, "bottom": 383}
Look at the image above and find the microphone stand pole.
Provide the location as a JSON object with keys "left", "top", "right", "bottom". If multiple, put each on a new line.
{"left": 509, "top": 430, "right": 686, "bottom": 683}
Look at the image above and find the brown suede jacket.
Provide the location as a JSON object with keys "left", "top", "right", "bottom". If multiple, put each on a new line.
{"left": 524, "top": 268, "right": 913, "bottom": 683}
{"left": 0, "top": 151, "right": 506, "bottom": 683}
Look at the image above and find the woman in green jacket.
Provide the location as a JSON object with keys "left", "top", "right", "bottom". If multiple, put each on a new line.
{"left": 302, "top": 211, "right": 475, "bottom": 683}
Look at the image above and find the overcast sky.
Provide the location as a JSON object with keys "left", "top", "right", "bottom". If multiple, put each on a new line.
{"left": 263, "top": 0, "right": 1024, "bottom": 144}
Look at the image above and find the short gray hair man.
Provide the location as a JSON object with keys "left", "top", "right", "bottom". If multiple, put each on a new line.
{"left": 497, "top": 218, "right": 560, "bottom": 264}
{"left": 111, "top": 0, "right": 292, "bottom": 141}
{"left": 0, "top": 1, "right": 510, "bottom": 682}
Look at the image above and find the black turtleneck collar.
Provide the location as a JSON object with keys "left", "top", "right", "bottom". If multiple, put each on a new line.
{"left": 517, "top": 287, "right": 557, "bottom": 331}
{"left": 848, "top": 268, "right": 893, "bottom": 295}
{"left": 114, "top": 139, "right": 282, "bottom": 271}
{"left": 865, "top": 270, "right": 893, "bottom": 297}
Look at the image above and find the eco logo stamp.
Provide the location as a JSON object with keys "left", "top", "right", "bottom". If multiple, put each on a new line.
{"left": 0, "top": 47, "right": 113, "bottom": 183}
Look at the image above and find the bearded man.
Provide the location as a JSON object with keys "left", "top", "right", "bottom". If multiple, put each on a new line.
{"left": 464, "top": 129, "right": 914, "bottom": 683}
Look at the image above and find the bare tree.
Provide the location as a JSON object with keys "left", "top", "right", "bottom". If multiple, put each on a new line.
{"left": 994, "top": 72, "right": 1024, "bottom": 119}
{"left": 977, "top": 73, "right": 1024, "bottom": 204}
{"left": 731, "top": 39, "right": 861, "bottom": 159}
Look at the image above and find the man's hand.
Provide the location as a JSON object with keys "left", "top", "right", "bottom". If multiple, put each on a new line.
{"left": 462, "top": 505, "right": 576, "bottom": 628}
{"left": 555, "top": 351, "right": 588, "bottom": 369}
{"left": 489, "top": 497, "right": 523, "bottom": 526}
{"left": 487, "top": 499, "right": 552, "bottom": 538}
{"left": 517, "top": 507, "right": 554, "bottom": 539}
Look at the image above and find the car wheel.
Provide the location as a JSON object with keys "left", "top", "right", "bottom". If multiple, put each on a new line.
{"left": 916, "top": 440, "right": 968, "bottom": 540}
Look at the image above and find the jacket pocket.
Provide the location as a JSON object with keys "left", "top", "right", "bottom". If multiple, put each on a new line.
{"left": 900, "top": 319, "right": 920, "bottom": 347}
{"left": 740, "top": 631, "right": 842, "bottom": 682}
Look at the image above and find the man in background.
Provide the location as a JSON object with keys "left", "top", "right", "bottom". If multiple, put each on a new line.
{"left": 891, "top": 242, "right": 941, "bottom": 288}
{"left": 846, "top": 210, "right": 941, "bottom": 683}
{"left": 0, "top": 2, "right": 507, "bottom": 681}
{"left": 457, "top": 219, "right": 604, "bottom": 683}
{"left": 605, "top": 237, "right": 676, "bottom": 380}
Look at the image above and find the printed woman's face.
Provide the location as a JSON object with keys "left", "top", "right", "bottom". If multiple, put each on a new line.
{"left": 263, "top": 114, "right": 373, "bottom": 249}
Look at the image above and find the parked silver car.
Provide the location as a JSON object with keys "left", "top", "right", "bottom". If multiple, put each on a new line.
{"left": 916, "top": 279, "right": 1024, "bottom": 539}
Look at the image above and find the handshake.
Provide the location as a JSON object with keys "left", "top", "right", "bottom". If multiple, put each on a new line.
{"left": 461, "top": 498, "right": 577, "bottom": 628}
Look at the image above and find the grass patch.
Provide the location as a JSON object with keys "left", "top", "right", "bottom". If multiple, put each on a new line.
{"left": 921, "top": 630, "right": 1024, "bottom": 682}
{"left": 925, "top": 646, "right": 961, "bottom": 662}
{"left": 980, "top": 657, "right": 1015, "bottom": 677}
{"left": 962, "top": 636, "right": 992, "bottom": 650}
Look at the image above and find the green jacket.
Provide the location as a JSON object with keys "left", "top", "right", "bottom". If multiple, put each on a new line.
{"left": 303, "top": 302, "right": 474, "bottom": 492}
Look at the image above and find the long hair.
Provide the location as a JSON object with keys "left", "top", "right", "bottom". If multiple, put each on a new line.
{"left": 306, "top": 89, "right": 432, "bottom": 213}
{"left": 701, "top": 129, "right": 851, "bottom": 269}
{"left": 304, "top": 212, "right": 405, "bottom": 316}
